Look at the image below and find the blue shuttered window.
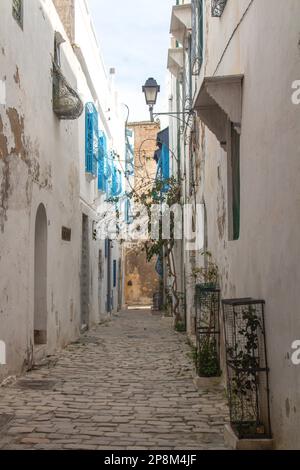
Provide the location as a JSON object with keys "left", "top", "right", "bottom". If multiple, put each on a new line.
{"left": 85, "top": 103, "right": 98, "bottom": 178}
{"left": 111, "top": 162, "right": 122, "bottom": 197}
{"left": 155, "top": 128, "right": 170, "bottom": 193}
{"left": 104, "top": 152, "right": 112, "bottom": 197}
{"left": 98, "top": 131, "right": 107, "bottom": 192}
{"left": 125, "top": 128, "right": 135, "bottom": 177}
{"left": 161, "top": 143, "right": 170, "bottom": 181}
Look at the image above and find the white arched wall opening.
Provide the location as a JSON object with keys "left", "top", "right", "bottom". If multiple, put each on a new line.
{"left": 34, "top": 203, "right": 48, "bottom": 345}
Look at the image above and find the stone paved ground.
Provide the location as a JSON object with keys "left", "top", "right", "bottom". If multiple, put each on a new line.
{"left": 0, "top": 309, "right": 229, "bottom": 450}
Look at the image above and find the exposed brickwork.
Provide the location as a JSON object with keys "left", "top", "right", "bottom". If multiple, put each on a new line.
{"left": 124, "top": 122, "right": 161, "bottom": 306}
{"left": 128, "top": 121, "right": 160, "bottom": 191}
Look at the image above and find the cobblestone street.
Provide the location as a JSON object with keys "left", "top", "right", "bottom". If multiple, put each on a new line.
{"left": 0, "top": 309, "right": 229, "bottom": 450}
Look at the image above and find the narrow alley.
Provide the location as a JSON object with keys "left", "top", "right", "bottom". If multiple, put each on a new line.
{"left": 0, "top": 310, "right": 228, "bottom": 450}
{"left": 1, "top": 0, "right": 300, "bottom": 453}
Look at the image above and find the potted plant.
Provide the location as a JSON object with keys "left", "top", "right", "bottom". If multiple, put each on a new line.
{"left": 197, "top": 336, "right": 221, "bottom": 377}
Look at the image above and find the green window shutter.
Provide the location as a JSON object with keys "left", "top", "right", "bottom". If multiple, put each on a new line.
{"left": 231, "top": 125, "right": 240, "bottom": 241}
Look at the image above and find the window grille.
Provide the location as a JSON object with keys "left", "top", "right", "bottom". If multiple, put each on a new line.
{"left": 222, "top": 298, "right": 271, "bottom": 439}
{"left": 211, "top": 0, "right": 227, "bottom": 17}
{"left": 195, "top": 286, "right": 221, "bottom": 377}
{"left": 12, "top": 0, "right": 23, "bottom": 27}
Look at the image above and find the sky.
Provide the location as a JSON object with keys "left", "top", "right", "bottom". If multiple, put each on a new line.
{"left": 88, "top": 0, "right": 174, "bottom": 124}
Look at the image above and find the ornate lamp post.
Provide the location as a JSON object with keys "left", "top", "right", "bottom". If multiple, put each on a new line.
{"left": 142, "top": 77, "right": 191, "bottom": 124}
{"left": 142, "top": 77, "right": 160, "bottom": 122}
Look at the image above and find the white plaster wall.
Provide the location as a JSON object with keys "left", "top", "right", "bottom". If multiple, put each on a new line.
{"left": 0, "top": 0, "right": 83, "bottom": 379}
{"left": 191, "top": 0, "right": 300, "bottom": 449}
{"left": 0, "top": 0, "right": 124, "bottom": 382}
{"left": 74, "top": 0, "right": 125, "bottom": 323}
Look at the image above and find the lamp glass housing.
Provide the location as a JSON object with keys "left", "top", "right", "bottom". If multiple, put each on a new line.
{"left": 142, "top": 78, "right": 160, "bottom": 106}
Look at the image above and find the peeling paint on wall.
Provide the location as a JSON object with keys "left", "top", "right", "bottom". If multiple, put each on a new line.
{"left": 0, "top": 107, "right": 53, "bottom": 230}
{"left": 6, "top": 108, "right": 26, "bottom": 159}
{"left": 0, "top": 115, "right": 8, "bottom": 158}
{"left": 0, "top": 115, "right": 11, "bottom": 231}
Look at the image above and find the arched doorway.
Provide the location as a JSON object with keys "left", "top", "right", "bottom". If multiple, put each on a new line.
{"left": 34, "top": 203, "right": 48, "bottom": 345}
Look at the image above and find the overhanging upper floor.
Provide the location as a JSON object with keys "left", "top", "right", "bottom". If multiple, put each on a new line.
{"left": 167, "top": 48, "right": 184, "bottom": 81}
{"left": 170, "top": 3, "right": 192, "bottom": 45}
{"left": 193, "top": 74, "right": 244, "bottom": 147}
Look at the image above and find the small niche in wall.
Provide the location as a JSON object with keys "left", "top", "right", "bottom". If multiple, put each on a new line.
{"left": 62, "top": 226, "right": 71, "bottom": 242}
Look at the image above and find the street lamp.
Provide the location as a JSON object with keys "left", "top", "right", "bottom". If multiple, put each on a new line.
{"left": 142, "top": 77, "right": 192, "bottom": 125}
{"left": 142, "top": 77, "right": 160, "bottom": 122}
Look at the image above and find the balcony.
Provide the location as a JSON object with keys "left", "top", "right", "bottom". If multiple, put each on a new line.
{"left": 211, "top": 0, "right": 227, "bottom": 17}
{"left": 167, "top": 48, "right": 184, "bottom": 81}
{"left": 170, "top": 4, "right": 192, "bottom": 45}
{"left": 52, "top": 62, "right": 83, "bottom": 120}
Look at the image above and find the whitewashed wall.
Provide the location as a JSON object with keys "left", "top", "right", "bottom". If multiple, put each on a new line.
{"left": 170, "top": 0, "right": 300, "bottom": 449}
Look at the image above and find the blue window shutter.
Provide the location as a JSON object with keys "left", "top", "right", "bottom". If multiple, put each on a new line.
{"left": 103, "top": 134, "right": 109, "bottom": 194}
{"left": 161, "top": 144, "right": 170, "bottom": 180}
{"left": 111, "top": 162, "right": 123, "bottom": 197}
{"left": 85, "top": 103, "right": 98, "bottom": 178}
{"left": 105, "top": 151, "right": 112, "bottom": 198}
{"left": 111, "top": 161, "right": 117, "bottom": 197}
{"left": 125, "top": 128, "right": 135, "bottom": 177}
{"left": 98, "top": 133, "right": 106, "bottom": 191}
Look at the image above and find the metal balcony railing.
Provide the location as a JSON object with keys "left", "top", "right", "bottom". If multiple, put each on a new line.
{"left": 211, "top": 0, "right": 227, "bottom": 17}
